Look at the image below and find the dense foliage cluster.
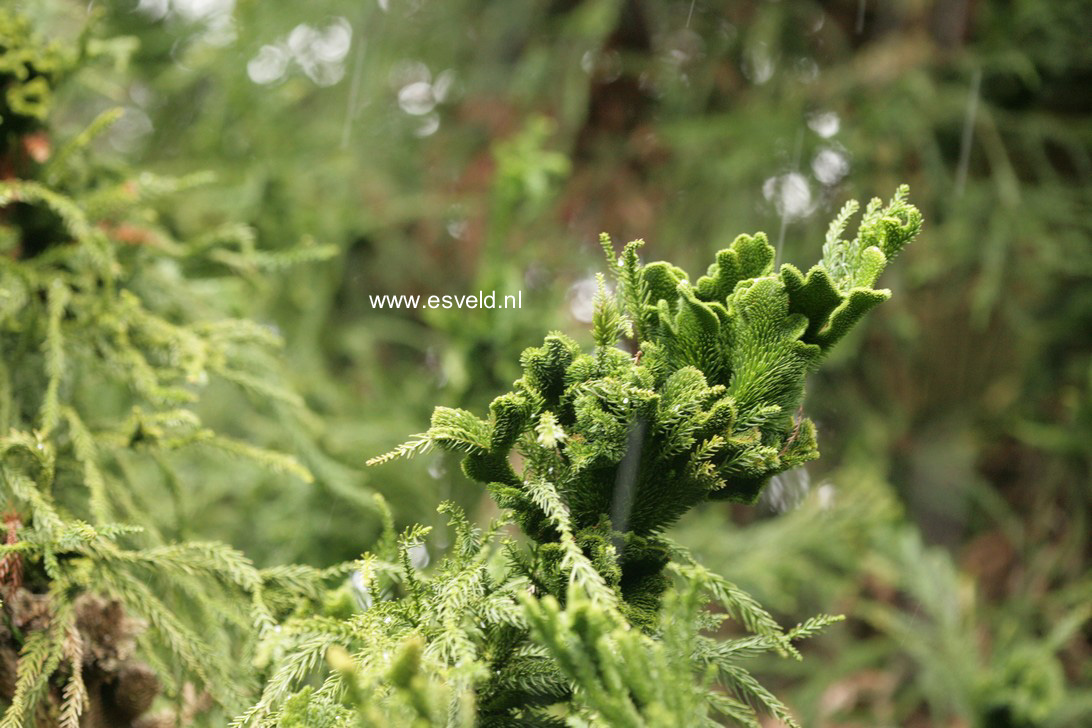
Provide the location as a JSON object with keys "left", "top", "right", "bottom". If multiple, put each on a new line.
{"left": 246, "top": 188, "right": 921, "bottom": 726}
{"left": 0, "top": 10, "right": 336, "bottom": 726}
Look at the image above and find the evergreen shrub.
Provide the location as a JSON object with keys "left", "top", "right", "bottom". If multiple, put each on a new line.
{"left": 248, "top": 189, "right": 922, "bottom": 726}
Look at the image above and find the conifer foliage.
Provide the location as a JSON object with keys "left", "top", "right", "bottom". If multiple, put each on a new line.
{"left": 0, "top": 11, "right": 334, "bottom": 726}
{"left": 250, "top": 191, "right": 921, "bottom": 726}
{"left": 2, "top": 9, "right": 927, "bottom": 727}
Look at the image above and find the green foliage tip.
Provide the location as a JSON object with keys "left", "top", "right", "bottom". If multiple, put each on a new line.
{"left": 372, "top": 186, "right": 922, "bottom": 614}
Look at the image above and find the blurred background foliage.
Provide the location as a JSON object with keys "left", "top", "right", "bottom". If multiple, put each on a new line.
{"left": 14, "top": 0, "right": 1090, "bottom": 725}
